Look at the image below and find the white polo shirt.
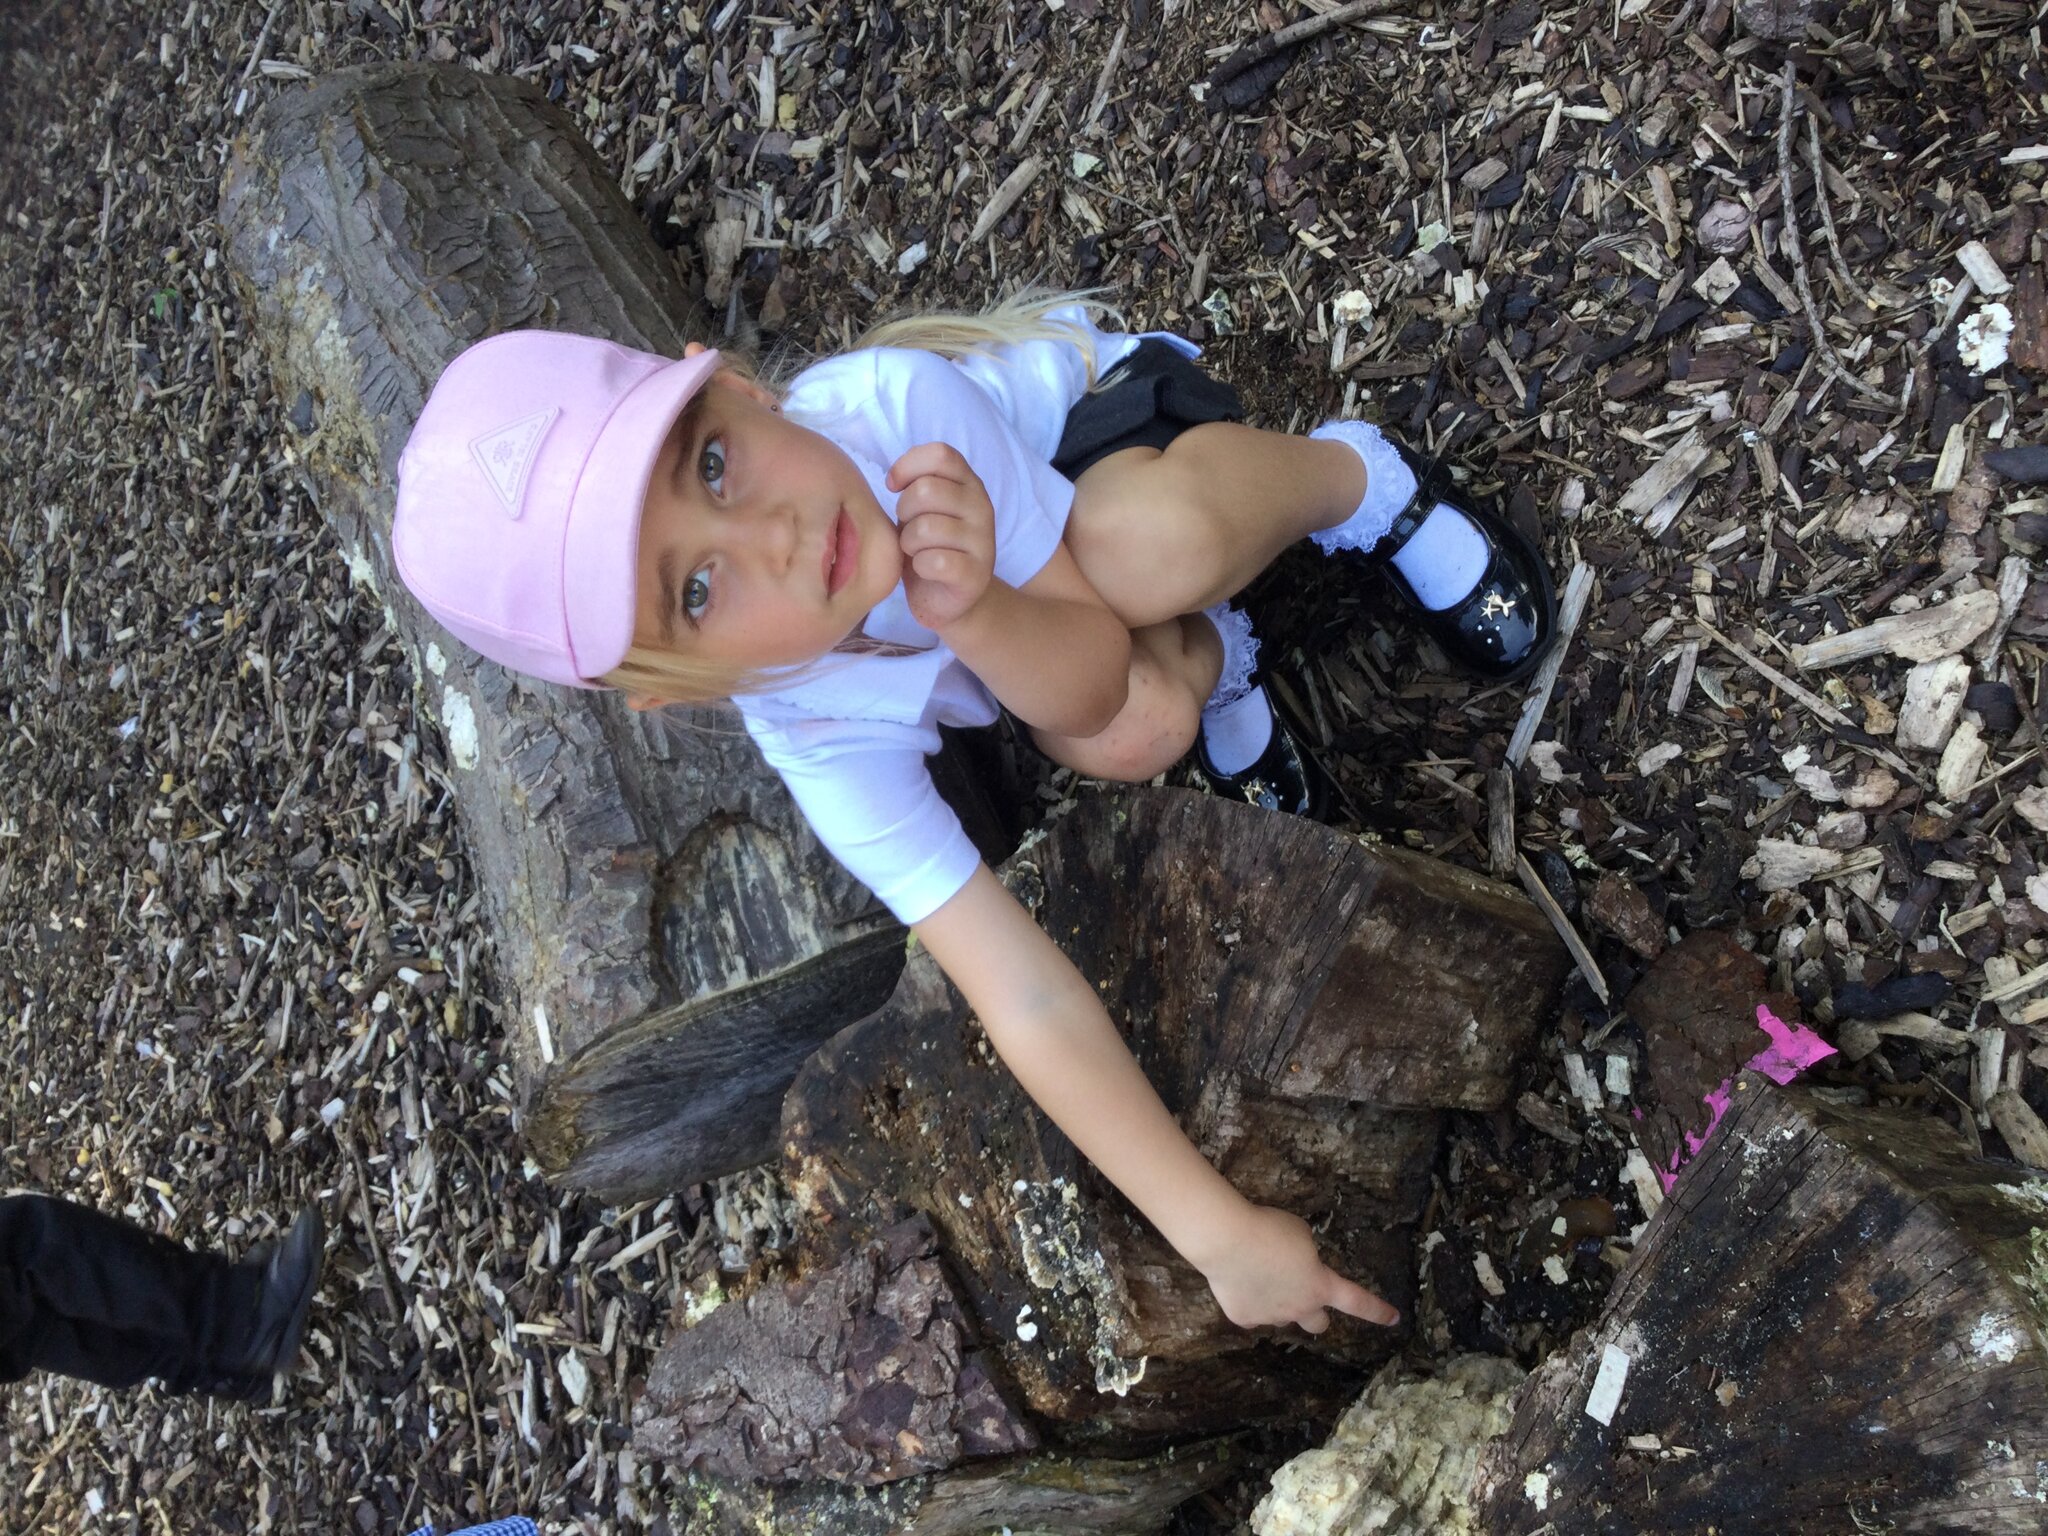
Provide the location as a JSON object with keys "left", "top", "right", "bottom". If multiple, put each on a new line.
{"left": 734, "top": 315, "right": 1189, "bottom": 924}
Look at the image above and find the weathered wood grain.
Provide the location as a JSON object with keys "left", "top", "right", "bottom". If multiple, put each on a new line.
{"left": 671, "top": 1439, "right": 1249, "bottom": 1536}
{"left": 784, "top": 787, "right": 1567, "bottom": 1445}
{"left": 1474, "top": 1079, "right": 2048, "bottom": 1533}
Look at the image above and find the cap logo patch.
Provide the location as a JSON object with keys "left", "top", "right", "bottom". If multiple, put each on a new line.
{"left": 469, "top": 407, "right": 558, "bottom": 517}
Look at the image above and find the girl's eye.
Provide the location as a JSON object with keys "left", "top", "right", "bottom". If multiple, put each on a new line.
{"left": 683, "top": 568, "right": 713, "bottom": 623}
{"left": 699, "top": 437, "right": 727, "bottom": 493}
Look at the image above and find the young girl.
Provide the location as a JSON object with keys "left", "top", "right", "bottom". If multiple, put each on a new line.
{"left": 393, "top": 296, "right": 1553, "bottom": 1334}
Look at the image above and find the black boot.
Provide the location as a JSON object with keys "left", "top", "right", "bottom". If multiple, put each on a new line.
{"left": 202, "top": 1207, "right": 325, "bottom": 1400}
{"left": 0, "top": 1196, "right": 323, "bottom": 1399}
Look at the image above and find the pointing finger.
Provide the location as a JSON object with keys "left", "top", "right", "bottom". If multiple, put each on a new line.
{"left": 1329, "top": 1277, "right": 1401, "bottom": 1328}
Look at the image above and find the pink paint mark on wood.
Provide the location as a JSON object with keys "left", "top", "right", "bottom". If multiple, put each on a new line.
{"left": 1657, "top": 1005, "right": 1837, "bottom": 1191}
{"left": 1748, "top": 1003, "right": 1836, "bottom": 1084}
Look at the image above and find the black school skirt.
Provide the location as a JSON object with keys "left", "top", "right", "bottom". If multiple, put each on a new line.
{"left": 1049, "top": 338, "right": 1244, "bottom": 482}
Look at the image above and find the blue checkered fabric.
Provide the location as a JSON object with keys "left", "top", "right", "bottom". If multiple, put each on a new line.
{"left": 405, "top": 1520, "right": 537, "bottom": 1536}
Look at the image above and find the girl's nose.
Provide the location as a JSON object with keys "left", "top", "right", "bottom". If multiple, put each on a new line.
{"left": 730, "top": 502, "right": 798, "bottom": 574}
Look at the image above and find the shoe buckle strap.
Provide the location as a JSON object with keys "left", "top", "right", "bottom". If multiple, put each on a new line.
{"left": 1369, "top": 435, "right": 1450, "bottom": 560}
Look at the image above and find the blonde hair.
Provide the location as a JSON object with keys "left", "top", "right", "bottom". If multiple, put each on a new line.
{"left": 854, "top": 287, "right": 1118, "bottom": 385}
{"left": 604, "top": 288, "right": 1114, "bottom": 706}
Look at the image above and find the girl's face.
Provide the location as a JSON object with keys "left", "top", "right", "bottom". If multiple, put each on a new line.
{"left": 631, "top": 347, "right": 902, "bottom": 684}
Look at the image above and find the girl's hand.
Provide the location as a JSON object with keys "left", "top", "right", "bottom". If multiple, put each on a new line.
{"left": 889, "top": 442, "right": 998, "bottom": 633}
{"left": 1197, "top": 1204, "right": 1401, "bottom": 1334}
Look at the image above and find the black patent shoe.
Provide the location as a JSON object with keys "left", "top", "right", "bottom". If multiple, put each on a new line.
{"left": 1369, "top": 439, "right": 1557, "bottom": 682}
{"left": 1195, "top": 690, "right": 1328, "bottom": 820}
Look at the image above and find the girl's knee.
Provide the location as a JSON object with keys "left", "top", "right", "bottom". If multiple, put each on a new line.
{"left": 1103, "top": 700, "right": 1200, "bottom": 782}
{"left": 1036, "top": 665, "right": 1200, "bottom": 783}
{"left": 1072, "top": 448, "right": 1219, "bottom": 550}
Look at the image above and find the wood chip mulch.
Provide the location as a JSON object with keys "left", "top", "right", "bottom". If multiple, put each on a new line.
{"left": 6, "top": 1, "right": 2048, "bottom": 1531}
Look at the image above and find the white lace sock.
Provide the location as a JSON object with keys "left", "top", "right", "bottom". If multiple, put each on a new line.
{"left": 1308, "top": 420, "right": 1491, "bottom": 611}
{"left": 1198, "top": 604, "right": 1272, "bottom": 775}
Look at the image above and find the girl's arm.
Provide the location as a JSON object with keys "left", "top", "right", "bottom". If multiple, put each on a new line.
{"left": 940, "top": 546, "right": 1130, "bottom": 737}
{"left": 914, "top": 863, "right": 1399, "bottom": 1334}
{"left": 891, "top": 443, "right": 1130, "bottom": 738}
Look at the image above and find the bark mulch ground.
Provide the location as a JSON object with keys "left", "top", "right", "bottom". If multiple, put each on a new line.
{"left": 5, "top": 0, "right": 2048, "bottom": 1531}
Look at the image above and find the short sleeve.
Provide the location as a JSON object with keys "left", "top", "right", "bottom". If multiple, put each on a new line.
{"left": 743, "top": 709, "right": 982, "bottom": 925}
{"left": 948, "top": 319, "right": 1098, "bottom": 459}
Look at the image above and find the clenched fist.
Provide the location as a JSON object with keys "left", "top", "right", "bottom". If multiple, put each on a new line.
{"left": 888, "top": 442, "right": 997, "bottom": 634}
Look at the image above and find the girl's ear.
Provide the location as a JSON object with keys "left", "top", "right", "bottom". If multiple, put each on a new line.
{"left": 623, "top": 692, "right": 673, "bottom": 713}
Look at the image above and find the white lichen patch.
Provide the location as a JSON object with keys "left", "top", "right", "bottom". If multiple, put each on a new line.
{"left": 1523, "top": 1470, "right": 1551, "bottom": 1512}
{"left": 1973, "top": 1312, "right": 2024, "bottom": 1364}
{"left": 1251, "top": 1356, "right": 1527, "bottom": 1536}
{"left": 680, "top": 1277, "right": 725, "bottom": 1326}
{"left": 1996, "top": 1181, "right": 2048, "bottom": 1214}
{"left": 1958, "top": 301, "right": 2015, "bottom": 373}
{"left": 2015, "top": 1227, "right": 2048, "bottom": 1332}
{"left": 345, "top": 541, "right": 379, "bottom": 592}
{"left": 424, "top": 641, "right": 449, "bottom": 678}
{"left": 1332, "top": 288, "right": 1373, "bottom": 324}
{"left": 439, "top": 685, "right": 480, "bottom": 769}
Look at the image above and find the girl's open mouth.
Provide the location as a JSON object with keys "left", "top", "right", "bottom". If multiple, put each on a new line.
{"left": 826, "top": 508, "right": 858, "bottom": 597}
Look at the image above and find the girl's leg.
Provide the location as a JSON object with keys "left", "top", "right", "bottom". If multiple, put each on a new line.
{"left": 1030, "top": 614, "right": 1221, "bottom": 782}
{"left": 1064, "top": 426, "right": 1367, "bottom": 630}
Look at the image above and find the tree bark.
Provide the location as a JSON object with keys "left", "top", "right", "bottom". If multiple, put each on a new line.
{"left": 634, "top": 1216, "right": 1038, "bottom": 1485}
{"left": 1473, "top": 1078, "right": 2048, "bottom": 1533}
{"left": 218, "top": 63, "right": 1007, "bottom": 1197}
{"left": 784, "top": 787, "right": 1569, "bottom": 1448}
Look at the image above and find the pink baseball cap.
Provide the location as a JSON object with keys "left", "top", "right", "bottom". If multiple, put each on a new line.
{"left": 393, "top": 330, "right": 723, "bottom": 688}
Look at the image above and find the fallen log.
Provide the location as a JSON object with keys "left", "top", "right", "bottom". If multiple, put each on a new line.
{"left": 769, "top": 788, "right": 1567, "bottom": 1450}
{"left": 218, "top": 63, "right": 1007, "bottom": 1197}
{"left": 1473, "top": 1078, "right": 2048, "bottom": 1532}
{"left": 632, "top": 787, "right": 1564, "bottom": 1526}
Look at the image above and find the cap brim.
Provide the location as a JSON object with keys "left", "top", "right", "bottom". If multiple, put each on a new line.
{"left": 560, "top": 347, "right": 725, "bottom": 682}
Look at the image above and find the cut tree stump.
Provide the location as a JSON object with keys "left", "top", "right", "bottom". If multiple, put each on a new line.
{"left": 218, "top": 63, "right": 1006, "bottom": 1198}
{"left": 1473, "top": 1078, "right": 2048, "bottom": 1533}
{"left": 776, "top": 787, "right": 1568, "bottom": 1449}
